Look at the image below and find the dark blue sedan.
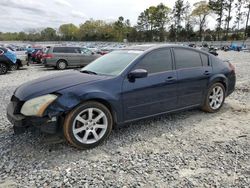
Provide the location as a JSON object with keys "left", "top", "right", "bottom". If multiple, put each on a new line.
{"left": 7, "top": 45, "right": 236, "bottom": 149}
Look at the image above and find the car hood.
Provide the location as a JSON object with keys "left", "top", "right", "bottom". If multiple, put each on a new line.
{"left": 14, "top": 70, "right": 105, "bottom": 101}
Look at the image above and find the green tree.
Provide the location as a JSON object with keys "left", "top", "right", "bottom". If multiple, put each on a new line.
{"left": 41, "top": 27, "right": 57, "bottom": 41}
{"left": 59, "top": 23, "right": 78, "bottom": 41}
{"left": 224, "top": 0, "right": 234, "bottom": 39}
{"left": 192, "top": 1, "right": 211, "bottom": 41}
{"left": 244, "top": 1, "right": 250, "bottom": 38}
{"left": 79, "top": 19, "right": 115, "bottom": 41}
{"left": 113, "top": 16, "right": 132, "bottom": 41}
{"left": 209, "top": 0, "right": 225, "bottom": 40}
{"left": 137, "top": 6, "right": 157, "bottom": 41}
{"left": 172, "top": 0, "right": 190, "bottom": 41}
{"left": 137, "top": 3, "right": 171, "bottom": 42}
{"left": 234, "top": 0, "right": 244, "bottom": 34}
{"left": 154, "top": 3, "right": 171, "bottom": 41}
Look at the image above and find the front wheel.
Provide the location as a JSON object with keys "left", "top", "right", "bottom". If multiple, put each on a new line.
{"left": 202, "top": 83, "right": 225, "bottom": 113}
{"left": 0, "top": 63, "right": 8, "bottom": 75}
{"left": 63, "top": 101, "right": 113, "bottom": 149}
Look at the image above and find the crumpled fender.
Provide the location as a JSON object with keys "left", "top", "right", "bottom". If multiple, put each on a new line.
{"left": 4, "top": 49, "right": 17, "bottom": 64}
{"left": 45, "top": 91, "right": 120, "bottom": 121}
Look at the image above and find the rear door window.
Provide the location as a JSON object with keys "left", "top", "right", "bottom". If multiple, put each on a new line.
{"left": 174, "top": 48, "right": 202, "bottom": 69}
{"left": 53, "top": 47, "right": 67, "bottom": 53}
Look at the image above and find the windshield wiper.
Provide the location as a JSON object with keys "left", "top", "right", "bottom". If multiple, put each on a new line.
{"left": 80, "top": 70, "right": 97, "bottom": 75}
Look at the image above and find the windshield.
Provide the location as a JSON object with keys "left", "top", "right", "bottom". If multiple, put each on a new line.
{"left": 81, "top": 50, "right": 142, "bottom": 76}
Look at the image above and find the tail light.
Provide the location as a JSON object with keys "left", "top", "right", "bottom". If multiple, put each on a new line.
{"left": 228, "top": 62, "right": 235, "bottom": 73}
{"left": 44, "top": 54, "right": 53, "bottom": 59}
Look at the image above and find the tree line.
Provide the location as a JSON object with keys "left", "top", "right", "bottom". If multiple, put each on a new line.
{"left": 1, "top": 0, "right": 250, "bottom": 42}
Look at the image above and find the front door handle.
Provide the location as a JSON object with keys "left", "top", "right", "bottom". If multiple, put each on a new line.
{"left": 166, "top": 76, "right": 176, "bottom": 82}
{"left": 204, "top": 70, "right": 211, "bottom": 75}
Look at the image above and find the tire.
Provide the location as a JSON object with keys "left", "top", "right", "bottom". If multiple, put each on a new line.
{"left": 64, "top": 101, "right": 113, "bottom": 149}
{"left": 16, "top": 59, "right": 22, "bottom": 70}
{"left": 56, "top": 60, "right": 67, "bottom": 70}
{"left": 10, "top": 64, "right": 17, "bottom": 71}
{"left": 202, "top": 83, "right": 225, "bottom": 113}
{"left": 0, "top": 63, "right": 8, "bottom": 75}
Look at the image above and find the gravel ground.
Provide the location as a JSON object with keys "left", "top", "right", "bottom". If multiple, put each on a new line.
{"left": 0, "top": 51, "right": 249, "bottom": 188}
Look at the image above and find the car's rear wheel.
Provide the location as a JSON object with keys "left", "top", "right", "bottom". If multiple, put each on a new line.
{"left": 202, "top": 83, "right": 225, "bottom": 113}
{"left": 56, "top": 60, "right": 67, "bottom": 70}
{"left": 64, "top": 101, "right": 113, "bottom": 149}
{"left": 0, "top": 63, "right": 8, "bottom": 75}
{"left": 10, "top": 64, "right": 17, "bottom": 71}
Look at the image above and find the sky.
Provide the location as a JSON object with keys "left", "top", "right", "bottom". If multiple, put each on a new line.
{"left": 1, "top": 0, "right": 212, "bottom": 32}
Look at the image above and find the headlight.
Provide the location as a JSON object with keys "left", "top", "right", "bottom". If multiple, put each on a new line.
{"left": 20, "top": 94, "right": 57, "bottom": 117}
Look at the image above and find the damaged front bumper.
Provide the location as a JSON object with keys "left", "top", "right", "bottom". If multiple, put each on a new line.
{"left": 7, "top": 101, "right": 59, "bottom": 134}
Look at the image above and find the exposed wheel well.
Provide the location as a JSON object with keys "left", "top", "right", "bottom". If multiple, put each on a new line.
{"left": 87, "top": 99, "right": 117, "bottom": 125}
{"left": 210, "top": 78, "right": 227, "bottom": 92}
{"left": 218, "top": 81, "right": 227, "bottom": 91}
{"left": 65, "top": 99, "right": 117, "bottom": 127}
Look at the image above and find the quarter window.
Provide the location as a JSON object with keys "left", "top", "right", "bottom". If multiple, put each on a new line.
{"left": 174, "top": 48, "right": 202, "bottom": 69}
{"left": 67, "top": 47, "right": 79, "bottom": 53}
{"left": 135, "top": 48, "right": 172, "bottom": 74}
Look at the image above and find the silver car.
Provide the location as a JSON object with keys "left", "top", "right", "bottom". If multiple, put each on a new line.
{"left": 43, "top": 46, "right": 100, "bottom": 70}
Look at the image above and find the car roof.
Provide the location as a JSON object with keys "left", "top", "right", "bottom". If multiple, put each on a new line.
{"left": 52, "top": 46, "right": 81, "bottom": 48}
{"left": 123, "top": 44, "right": 211, "bottom": 55}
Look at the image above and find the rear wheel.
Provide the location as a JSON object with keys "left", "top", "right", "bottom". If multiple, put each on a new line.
{"left": 56, "top": 60, "right": 67, "bottom": 70}
{"left": 10, "top": 64, "right": 17, "bottom": 71}
{"left": 64, "top": 101, "right": 113, "bottom": 149}
{"left": 0, "top": 63, "right": 8, "bottom": 75}
{"left": 202, "top": 83, "right": 225, "bottom": 113}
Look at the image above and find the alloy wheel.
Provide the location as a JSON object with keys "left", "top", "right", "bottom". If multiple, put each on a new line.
{"left": 58, "top": 62, "right": 66, "bottom": 69}
{"left": 10, "top": 65, "right": 17, "bottom": 71}
{"left": 0, "top": 63, "right": 7, "bottom": 74}
{"left": 209, "top": 86, "right": 224, "bottom": 110}
{"left": 72, "top": 107, "right": 108, "bottom": 144}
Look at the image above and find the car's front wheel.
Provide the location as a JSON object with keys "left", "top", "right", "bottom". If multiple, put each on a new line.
{"left": 63, "top": 101, "right": 113, "bottom": 149}
{"left": 0, "top": 63, "right": 8, "bottom": 75}
{"left": 202, "top": 83, "right": 225, "bottom": 113}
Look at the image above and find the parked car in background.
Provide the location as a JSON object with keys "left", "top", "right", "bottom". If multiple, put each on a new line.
{"left": 0, "top": 47, "right": 17, "bottom": 74}
{"left": 31, "top": 48, "right": 42, "bottom": 63}
{"left": 7, "top": 44, "right": 236, "bottom": 149}
{"left": 32, "top": 49, "right": 43, "bottom": 63}
{"left": 43, "top": 46, "right": 100, "bottom": 70}
{"left": 5, "top": 46, "right": 27, "bottom": 69}
{"left": 13, "top": 48, "right": 27, "bottom": 68}
{"left": 200, "top": 44, "right": 218, "bottom": 56}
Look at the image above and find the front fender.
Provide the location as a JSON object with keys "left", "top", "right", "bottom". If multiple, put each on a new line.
{"left": 44, "top": 91, "right": 121, "bottom": 122}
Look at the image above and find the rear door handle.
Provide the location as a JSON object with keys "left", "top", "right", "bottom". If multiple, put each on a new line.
{"left": 166, "top": 76, "right": 176, "bottom": 82}
{"left": 204, "top": 70, "right": 211, "bottom": 75}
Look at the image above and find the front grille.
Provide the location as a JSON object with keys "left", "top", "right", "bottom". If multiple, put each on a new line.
{"left": 11, "top": 95, "right": 24, "bottom": 114}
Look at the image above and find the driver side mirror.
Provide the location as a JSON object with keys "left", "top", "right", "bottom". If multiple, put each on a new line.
{"left": 128, "top": 69, "right": 148, "bottom": 82}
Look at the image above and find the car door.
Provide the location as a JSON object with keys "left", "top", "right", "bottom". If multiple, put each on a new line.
{"left": 66, "top": 47, "right": 80, "bottom": 66}
{"left": 122, "top": 48, "right": 178, "bottom": 121}
{"left": 173, "top": 48, "right": 212, "bottom": 107}
{"left": 53, "top": 47, "right": 70, "bottom": 65}
{"left": 78, "top": 48, "right": 96, "bottom": 66}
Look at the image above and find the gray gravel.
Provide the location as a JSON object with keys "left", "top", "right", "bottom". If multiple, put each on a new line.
{"left": 0, "top": 52, "right": 249, "bottom": 188}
